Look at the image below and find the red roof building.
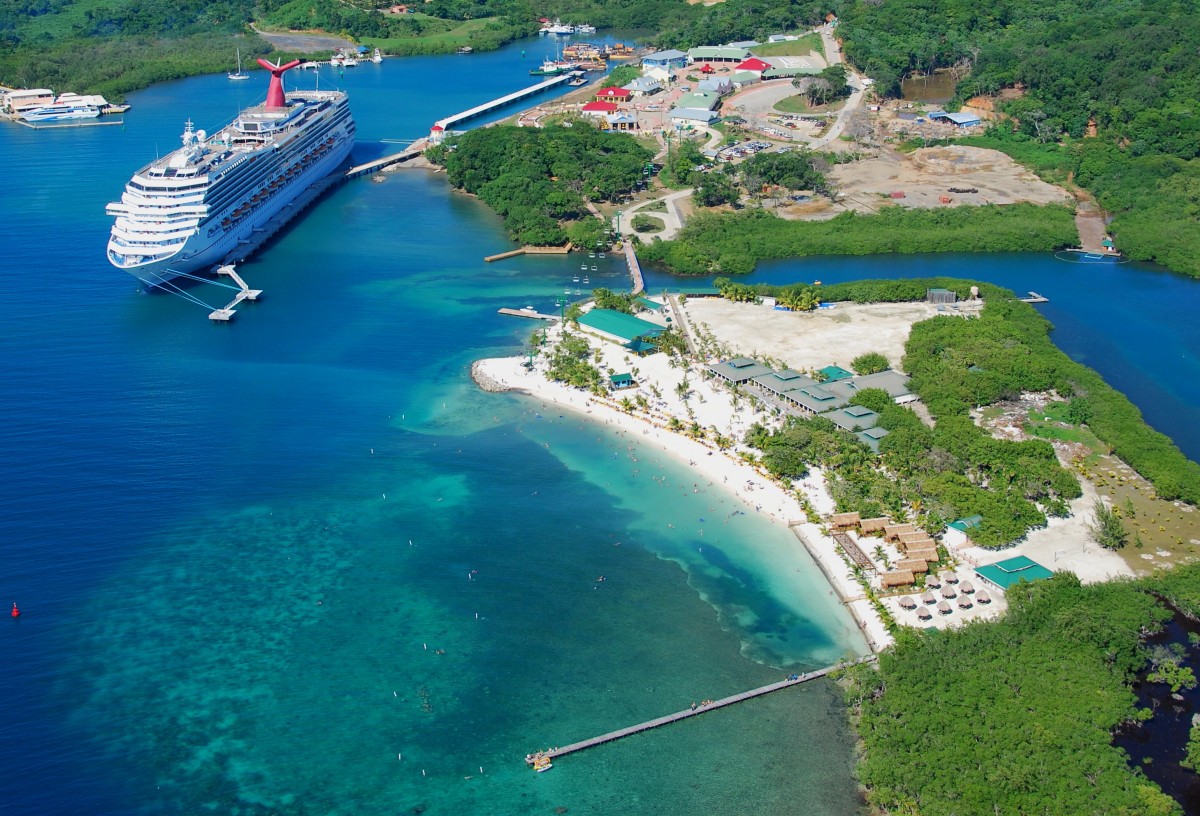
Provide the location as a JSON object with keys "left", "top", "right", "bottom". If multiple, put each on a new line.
{"left": 581, "top": 101, "right": 619, "bottom": 114}
{"left": 699, "top": 63, "right": 715, "bottom": 74}
{"left": 734, "top": 57, "right": 772, "bottom": 74}
{"left": 595, "top": 87, "right": 632, "bottom": 101}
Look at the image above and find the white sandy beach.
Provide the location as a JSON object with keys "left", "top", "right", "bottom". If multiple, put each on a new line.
{"left": 473, "top": 329, "right": 896, "bottom": 652}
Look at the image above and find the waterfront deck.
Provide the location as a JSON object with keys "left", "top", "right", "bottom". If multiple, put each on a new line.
{"left": 432, "top": 74, "right": 572, "bottom": 133}
{"left": 525, "top": 656, "right": 875, "bottom": 767}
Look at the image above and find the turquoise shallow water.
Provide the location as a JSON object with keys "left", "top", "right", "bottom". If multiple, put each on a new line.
{"left": 0, "top": 40, "right": 866, "bottom": 815}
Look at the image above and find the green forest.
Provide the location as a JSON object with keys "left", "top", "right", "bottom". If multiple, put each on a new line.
{"left": 639, "top": 204, "right": 1076, "bottom": 276}
{"left": 842, "top": 568, "right": 1200, "bottom": 815}
{"left": 427, "top": 123, "right": 652, "bottom": 246}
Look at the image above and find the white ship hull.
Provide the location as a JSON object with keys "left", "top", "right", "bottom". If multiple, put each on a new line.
{"left": 118, "top": 141, "right": 352, "bottom": 288}
{"left": 107, "top": 72, "right": 355, "bottom": 288}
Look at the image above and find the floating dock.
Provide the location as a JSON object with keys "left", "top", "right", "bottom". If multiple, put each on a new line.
{"left": 525, "top": 656, "right": 875, "bottom": 767}
{"left": 498, "top": 307, "right": 559, "bottom": 321}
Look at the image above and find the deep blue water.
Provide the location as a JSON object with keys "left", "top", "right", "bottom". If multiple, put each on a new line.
{"left": 0, "top": 38, "right": 865, "bottom": 816}
{"left": 2, "top": 34, "right": 1199, "bottom": 816}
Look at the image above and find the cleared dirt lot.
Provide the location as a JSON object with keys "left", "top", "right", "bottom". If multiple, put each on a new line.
{"left": 773, "top": 145, "right": 1073, "bottom": 220}
{"left": 687, "top": 297, "right": 982, "bottom": 371}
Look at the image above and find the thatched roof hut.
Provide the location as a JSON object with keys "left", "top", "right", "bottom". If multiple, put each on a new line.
{"left": 831, "top": 511, "right": 861, "bottom": 530}
{"left": 957, "top": 595, "right": 973, "bottom": 609}
{"left": 921, "top": 591, "right": 936, "bottom": 605}
{"left": 916, "top": 606, "right": 932, "bottom": 620}
{"left": 941, "top": 570, "right": 959, "bottom": 584}
{"left": 940, "top": 585, "right": 957, "bottom": 599}
{"left": 898, "top": 531, "right": 927, "bottom": 545}
{"left": 860, "top": 517, "right": 890, "bottom": 535}
{"left": 907, "top": 548, "right": 939, "bottom": 563}
{"left": 976, "top": 589, "right": 992, "bottom": 604}
{"left": 897, "top": 558, "right": 930, "bottom": 574}
{"left": 925, "top": 573, "right": 942, "bottom": 588}
{"left": 880, "top": 570, "right": 916, "bottom": 588}
{"left": 898, "top": 595, "right": 917, "bottom": 610}
{"left": 937, "top": 600, "right": 953, "bottom": 615}
{"left": 900, "top": 537, "right": 937, "bottom": 552}
{"left": 884, "top": 523, "right": 916, "bottom": 541}
{"left": 960, "top": 580, "right": 975, "bottom": 594}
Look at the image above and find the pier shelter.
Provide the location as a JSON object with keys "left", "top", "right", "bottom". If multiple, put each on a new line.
{"left": 974, "top": 556, "right": 1053, "bottom": 592}
{"left": 577, "top": 309, "right": 664, "bottom": 347}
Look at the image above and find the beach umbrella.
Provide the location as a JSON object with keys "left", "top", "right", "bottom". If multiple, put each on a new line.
{"left": 899, "top": 595, "right": 916, "bottom": 610}
{"left": 975, "top": 590, "right": 991, "bottom": 604}
{"left": 937, "top": 600, "right": 953, "bottom": 615}
{"left": 925, "top": 574, "right": 942, "bottom": 588}
{"left": 941, "top": 570, "right": 958, "bottom": 584}
{"left": 957, "top": 595, "right": 973, "bottom": 609}
{"left": 916, "top": 606, "right": 932, "bottom": 620}
{"left": 940, "top": 585, "right": 956, "bottom": 599}
{"left": 921, "top": 591, "right": 936, "bottom": 605}
{"left": 959, "top": 580, "right": 974, "bottom": 594}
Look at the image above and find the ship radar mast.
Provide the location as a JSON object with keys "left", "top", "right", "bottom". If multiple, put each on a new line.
{"left": 256, "top": 58, "right": 302, "bottom": 109}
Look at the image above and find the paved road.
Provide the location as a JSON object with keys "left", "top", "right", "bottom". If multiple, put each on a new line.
{"left": 616, "top": 188, "right": 694, "bottom": 240}
{"left": 809, "top": 25, "right": 869, "bottom": 149}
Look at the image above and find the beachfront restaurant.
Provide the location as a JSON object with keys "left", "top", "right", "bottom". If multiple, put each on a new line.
{"left": 708, "top": 357, "right": 773, "bottom": 384}
{"left": 974, "top": 556, "right": 1054, "bottom": 592}
{"left": 577, "top": 309, "right": 664, "bottom": 351}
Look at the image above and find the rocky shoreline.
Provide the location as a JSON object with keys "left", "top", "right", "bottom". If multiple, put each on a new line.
{"left": 470, "top": 359, "right": 515, "bottom": 393}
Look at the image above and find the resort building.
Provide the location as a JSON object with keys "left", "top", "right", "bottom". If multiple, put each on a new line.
{"left": 687, "top": 46, "right": 752, "bottom": 64}
{"left": 695, "top": 77, "right": 734, "bottom": 96}
{"left": 820, "top": 404, "right": 880, "bottom": 432}
{"left": 3, "top": 88, "right": 54, "bottom": 113}
{"left": 670, "top": 107, "right": 721, "bottom": 126}
{"left": 581, "top": 101, "right": 619, "bottom": 118}
{"left": 856, "top": 426, "right": 890, "bottom": 453}
{"left": 623, "top": 77, "right": 663, "bottom": 97}
{"left": 730, "top": 71, "right": 760, "bottom": 88}
{"left": 595, "top": 87, "right": 632, "bottom": 103}
{"left": 605, "top": 112, "right": 638, "bottom": 131}
{"left": 732, "top": 57, "right": 774, "bottom": 78}
{"left": 751, "top": 369, "right": 817, "bottom": 397}
{"left": 708, "top": 357, "right": 773, "bottom": 383}
{"left": 641, "top": 49, "right": 689, "bottom": 71}
{"left": 675, "top": 91, "right": 722, "bottom": 111}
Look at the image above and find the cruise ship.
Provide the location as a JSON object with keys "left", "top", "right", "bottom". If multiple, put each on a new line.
{"left": 107, "top": 59, "right": 355, "bottom": 287}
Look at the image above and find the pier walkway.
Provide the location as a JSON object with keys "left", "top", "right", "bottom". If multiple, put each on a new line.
{"left": 432, "top": 74, "right": 573, "bottom": 133}
{"left": 345, "top": 139, "right": 428, "bottom": 179}
{"left": 1019, "top": 291, "right": 1049, "bottom": 303}
{"left": 498, "top": 307, "right": 559, "bottom": 321}
{"left": 526, "top": 656, "right": 875, "bottom": 767}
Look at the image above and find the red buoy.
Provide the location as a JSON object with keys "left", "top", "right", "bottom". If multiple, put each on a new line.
{"left": 11, "top": 602, "right": 18, "bottom": 618}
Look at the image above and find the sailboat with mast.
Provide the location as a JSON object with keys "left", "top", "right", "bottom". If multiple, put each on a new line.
{"left": 228, "top": 49, "right": 250, "bottom": 81}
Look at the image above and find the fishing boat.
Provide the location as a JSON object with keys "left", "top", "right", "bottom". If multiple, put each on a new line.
{"left": 228, "top": 49, "right": 249, "bottom": 81}
{"left": 371, "top": 48, "right": 383, "bottom": 64}
{"left": 342, "top": 53, "right": 359, "bottom": 67}
{"left": 299, "top": 61, "right": 320, "bottom": 70}
{"left": 530, "top": 58, "right": 576, "bottom": 76}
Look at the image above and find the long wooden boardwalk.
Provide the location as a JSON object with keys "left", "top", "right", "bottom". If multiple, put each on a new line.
{"left": 526, "top": 656, "right": 875, "bottom": 767}
{"left": 432, "top": 74, "right": 572, "bottom": 133}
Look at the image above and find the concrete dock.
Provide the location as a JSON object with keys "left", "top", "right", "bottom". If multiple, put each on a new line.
{"left": 432, "top": 74, "right": 572, "bottom": 133}
{"left": 525, "top": 656, "right": 876, "bottom": 767}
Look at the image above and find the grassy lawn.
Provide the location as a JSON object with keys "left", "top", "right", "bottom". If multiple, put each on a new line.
{"left": 773, "top": 94, "right": 843, "bottom": 115}
{"left": 751, "top": 33, "right": 822, "bottom": 58}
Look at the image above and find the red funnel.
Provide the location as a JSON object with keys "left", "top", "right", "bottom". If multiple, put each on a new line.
{"left": 256, "top": 58, "right": 302, "bottom": 109}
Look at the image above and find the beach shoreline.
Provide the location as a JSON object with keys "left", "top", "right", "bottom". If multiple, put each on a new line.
{"left": 471, "top": 353, "right": 893, "bottom": 653}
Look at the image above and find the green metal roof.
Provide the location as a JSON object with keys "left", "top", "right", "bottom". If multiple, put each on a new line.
{"left": 819, "top": 365, "right": 854, "bottom": 382}
{"left": 635, "top": 296, "right": 664, "bottom": 311}
{"left": 949, "top": 515, "right": 983, "bottom": 532}
{"left": 623, "top": 338, "right": 660, "bottom": 354}
{"left": 577, "top": 309, "right": 664, "bottom": 342}
{"left": 974, "top": 556, "right": 1054, "bottom": 591}
{"left": 610, "top": 373, "right": 634, "bottom": 385}
{"left": 688, "top": 46, "right": 751, "bottom": 61}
